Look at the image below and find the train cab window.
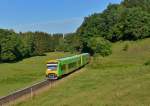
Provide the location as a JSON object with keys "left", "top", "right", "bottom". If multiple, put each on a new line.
{"left": 47, "top": 64, "right": 57, "bottom": 71}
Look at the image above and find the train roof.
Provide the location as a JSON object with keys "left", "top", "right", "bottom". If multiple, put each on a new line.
{"left": 58, "top": 55, "right": 80, "bottom": 61}
{"left": 58, "top": 53, "right": 88, "bottom": 60}
{"left": 57, "top": 53, "right": 89, "bottom": 64}
{"left": 47, "top": 53, "right": 89, "bottom": 64}
{"left": 47, "top": 60, "right": 58, "bottom": 63}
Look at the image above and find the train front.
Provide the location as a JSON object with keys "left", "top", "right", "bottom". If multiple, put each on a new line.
{"left": 46, "top": 60, "right": 58, "bottom": 80}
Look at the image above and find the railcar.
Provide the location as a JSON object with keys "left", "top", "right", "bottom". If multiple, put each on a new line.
{"left": 46, "top": 53, "right": 90, "bottom": 79}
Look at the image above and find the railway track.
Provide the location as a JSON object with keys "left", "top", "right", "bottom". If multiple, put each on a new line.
{"left": 0, "top": 79, "right": 55, "bottom": 106}
{"left": 0, "top": 64, "right": 87, "bottom": 106}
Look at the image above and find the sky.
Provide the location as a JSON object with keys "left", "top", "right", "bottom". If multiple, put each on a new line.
{"left": 0, "top": 0, "right": 122, "bottom": 33}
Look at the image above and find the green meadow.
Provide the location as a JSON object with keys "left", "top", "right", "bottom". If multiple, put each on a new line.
{"left": 16, "top": 38, "right": 150, "bottom": 106}
{"left": 0, "top": 52, "right": 71, "bottom": 96}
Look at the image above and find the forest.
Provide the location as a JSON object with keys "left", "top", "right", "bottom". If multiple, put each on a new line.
{"left": 0, "top": 30, "right": 77, "bottom": 62}
{"left": 0, "top": 0, "right": 150, "bottom": 62}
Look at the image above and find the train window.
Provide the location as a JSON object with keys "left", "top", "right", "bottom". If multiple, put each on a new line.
{"left": 62, "top": 64, "right": 66, "bottom": 71}
{"left": 78, "top": 60, "right": 81, "bottom": 65}
{"left": 68, "top": 62, "right": 76, "bottom": 69}
{"left": 47, "top": 65, "right": 57, "bottom": 70}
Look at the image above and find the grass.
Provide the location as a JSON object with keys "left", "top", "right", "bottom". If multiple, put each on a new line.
{"left": 15, "top": 38, "right": 150, "bottom": 106}
{"left": 0, "top": 52, "right": 71, "bottom": 97}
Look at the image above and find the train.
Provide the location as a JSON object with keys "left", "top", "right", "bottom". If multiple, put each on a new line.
{"left": 46, "top": 53, "right": 90, "bottom": 79}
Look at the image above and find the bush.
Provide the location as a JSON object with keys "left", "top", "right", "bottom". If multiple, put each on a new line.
{"left": 144, "top": 60, "right": 150, "bottom": 66}
{"left": 123, "top": 44, "right": 129, "bottom": 51}
{"left": 88, "top": 37, "right": 112, "bottom": 57}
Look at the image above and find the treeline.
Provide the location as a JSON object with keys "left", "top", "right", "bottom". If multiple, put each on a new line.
{"left": 0, "top": 29, "right": 77, "bottom": 62}
{"left": 75, "top": 0, "right": 150, "bottom": 56}
{"left": 77, "top": 0, "right": 150, "bottom": 41}
{"left": 77, "top": 0, "right": 150, "bottom": 42}
{"left": 1, "top": 0, "right": 150, "bottom": 62}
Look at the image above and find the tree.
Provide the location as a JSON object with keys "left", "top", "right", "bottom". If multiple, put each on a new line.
{"left": 0, "top": 29, "right": 25, "bottom": 62}
{"left": 123, "top": 7, "right": 150, "bottom": 40}
{"left": 76, "top": 0, "right": 150, "bottom": 42}
{"left": 52, "top": 33, "right": 63, "bottom": 51}
{"left": 64, "top": 33, "right": 80, "bottom": 52}
{"left": 20, "top": 32, "right": 36, "bottom": 57}
{"left": 88, "top": 37, "right": 112, "bottom": 56}
{"left": 122, "top": 0, "right": 150, "bottom": 12}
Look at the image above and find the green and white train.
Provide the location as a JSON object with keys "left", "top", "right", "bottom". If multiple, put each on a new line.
{"left": 46, "top": 53, "right": 90, "bottom": 79}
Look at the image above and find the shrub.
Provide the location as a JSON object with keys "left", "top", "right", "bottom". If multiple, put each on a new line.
{"left": 144, "top": 60, "right": 150, "bottom": 66}
{"left": 123, "top": 44, "right": 129, "bottom": 51}
{"left": 88, "top": 37, "right": 112, "bottom": 57}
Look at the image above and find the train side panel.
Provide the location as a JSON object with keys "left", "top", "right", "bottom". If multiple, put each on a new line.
{"left": 57, "top": 55, "right": 81, "bottom": 76}
{"left": 50, "top": 53, "right": 90, "bottom": 78}
{"left": 59, "top": 53, "right": 89, "bottom": 76}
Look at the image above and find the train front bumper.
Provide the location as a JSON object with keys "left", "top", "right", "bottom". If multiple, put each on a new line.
{"left": 46, "top": 70, "right": 58, "bottom": 79}
{"left": 46, "top": 73, "right": 58, "bottom": 79}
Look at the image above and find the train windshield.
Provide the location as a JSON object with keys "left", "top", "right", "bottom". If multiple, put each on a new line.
{"left": 47, "top": 63, "right": 57, "bottom": 70}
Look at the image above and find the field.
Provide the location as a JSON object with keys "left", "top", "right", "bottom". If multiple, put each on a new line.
{"left": 0, "top": 52, "right": 71, "bottom": 97}
{"left": 15, "top": 38, "right": 150, "bottom": 106}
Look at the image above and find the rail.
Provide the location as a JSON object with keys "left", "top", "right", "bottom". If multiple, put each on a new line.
{"left": 0, "top": 64, "right": 88, "bottom": 106}
{"left": 0, "top": 80, "right": 55, "bottom": 106}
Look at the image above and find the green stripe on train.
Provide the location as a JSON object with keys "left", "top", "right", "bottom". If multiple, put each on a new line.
{"left": 57, "top": 53, "right": 90, "bottom": 77}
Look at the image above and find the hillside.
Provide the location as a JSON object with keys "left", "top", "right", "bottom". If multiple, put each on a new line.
{"left": 0, "top": 52, "right": 71, "bottom": 96}
{"left": 16, "top": 38, "right": 150, "bottom": 106}
{"left": 77, "top": 0, "right": 150, "bottom": 42}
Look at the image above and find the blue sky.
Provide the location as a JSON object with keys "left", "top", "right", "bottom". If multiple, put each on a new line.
{"left": 0, "top": 0, "right": 122, "bottom": 33}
